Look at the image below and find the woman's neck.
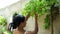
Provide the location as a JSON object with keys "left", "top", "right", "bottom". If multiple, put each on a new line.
{"left": 17, "top": 26, "right": 25, "bottom": 32}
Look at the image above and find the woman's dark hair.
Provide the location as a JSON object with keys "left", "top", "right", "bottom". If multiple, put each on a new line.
{"left": 12, "top": 15, "right": 25, "bottom": 29}
{"left": 9, "top": 14, "right": 25, "bottom": 30}
{"left": 13, "top": 12, "right": 18, "bottom": 18}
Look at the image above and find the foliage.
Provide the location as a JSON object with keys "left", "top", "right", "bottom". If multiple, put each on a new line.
{"left": 22, "top": 0, "right": 58, "bottom": 17}
{"left": 0, "top": 26, "right": 12, "bottom": 34}
{"left": 0, "top": 16, "right": 7, "bottom": 26}
{"left": 44, "top": 15, "right": 50, "bottom": 29}
{"left": 0, "top": 16, "right": 12, "bottom": 34}
{"left": 22, "top": 0, "right": 59, "bottom": 29}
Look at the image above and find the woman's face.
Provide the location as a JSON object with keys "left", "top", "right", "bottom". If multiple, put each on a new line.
{"left": 20, "top": 21, "right": 26, "bottom": 28}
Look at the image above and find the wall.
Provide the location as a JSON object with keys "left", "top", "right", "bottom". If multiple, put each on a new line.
{"left": 0, "top": 0, "right": 29, "bottom": 23}
{"left": 53, "top": 15, "right": 60, "bottom": 34}
{"left": 0, "top": 1, "right": 20, "bottom": 23}
{"left": 53, "top": 0, "right": 60, "bottom": 34}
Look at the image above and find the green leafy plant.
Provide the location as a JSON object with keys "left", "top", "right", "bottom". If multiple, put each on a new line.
{"left": 0, "top": 16, "right": 7, "bottom": 26}
{"left": 22, "top": 0, "right": 58, "bottom": 16}
{"left": 22, "top": 0, "right": 59, "bottom": 29}
{"left": 44, "top": 15, "right": 50, "bottom": 29}
{"left": 1, "top": 27, "right": 12, "bottom": 34}
{"left": 0, "top": 16, "right": 12, "bottom": 34}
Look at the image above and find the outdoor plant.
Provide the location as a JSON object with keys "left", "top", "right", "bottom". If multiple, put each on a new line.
{"left": 44, "top": 14, "right": 50, "bottom": 29}
{"left": 0, "top": 16, "right": 12, "bottom": 34}
{"left": 22, "top": 0, "right": 58, "bottom": 16}
{"left": 22, "top": 0, "right": 59, "bottom": 29}
{"left": 0, "top": 16, "right": 7, "bottom": 26}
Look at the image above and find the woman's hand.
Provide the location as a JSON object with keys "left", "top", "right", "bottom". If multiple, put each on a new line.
{"left": 25, "top": 12, "right": 30, "bottom": 21}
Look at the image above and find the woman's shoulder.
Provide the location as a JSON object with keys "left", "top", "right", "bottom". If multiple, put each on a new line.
{"left": 13, "top": 29, "right": 20, "bottom": 34}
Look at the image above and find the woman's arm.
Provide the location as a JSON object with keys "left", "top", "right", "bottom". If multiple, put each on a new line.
{"left": 33, "top": 13, "right": 38, "bottom": 34}
{"left": 26, "top": 13, "right": 38, "bottom": 34}
{"left": 25, "top": 12, "right": 30, "bottom": 21}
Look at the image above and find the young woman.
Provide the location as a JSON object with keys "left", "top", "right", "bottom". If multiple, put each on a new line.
{"left": 9, "top": 12, "right": 38, "bottom": 34}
